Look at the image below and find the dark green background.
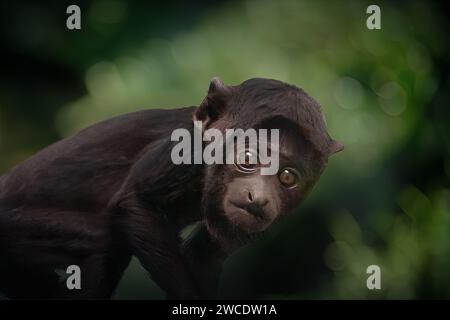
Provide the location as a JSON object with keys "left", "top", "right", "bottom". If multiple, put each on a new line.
{"left": 0, "top": 0, "right": 449, "bottom": 299}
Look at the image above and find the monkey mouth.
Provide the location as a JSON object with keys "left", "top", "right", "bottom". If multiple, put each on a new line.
{"left": 228, "top": 201, "right": 270, "bottom": 224}
{"left": 243, "top": 203, "right": 269, "bottom": 221}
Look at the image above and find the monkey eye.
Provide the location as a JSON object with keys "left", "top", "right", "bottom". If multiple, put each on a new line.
{"left": 278, "top": 168, "right": 299, "bottom": 188}
{"left": 235, "top": 149, "right": 259, "bottom": 173}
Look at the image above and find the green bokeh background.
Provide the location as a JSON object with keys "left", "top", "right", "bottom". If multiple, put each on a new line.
{"left": 0, "top": 0, "right": 449, "bottom": 299}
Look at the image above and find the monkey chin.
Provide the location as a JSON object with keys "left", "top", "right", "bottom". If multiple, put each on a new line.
{"left": 204, "top": 204, "right": 273, "bottom": 255}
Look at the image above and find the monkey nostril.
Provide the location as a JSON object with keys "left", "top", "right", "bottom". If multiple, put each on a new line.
{"left": 246, "top": 190, "right": 268, "bottom": 207}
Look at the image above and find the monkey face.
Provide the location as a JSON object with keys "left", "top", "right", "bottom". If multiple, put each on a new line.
{"left": 222, "top": 139, "right": 322, "bottom": 232}
{"left": 201, "top": 131, "right": 326, "bottom": 252}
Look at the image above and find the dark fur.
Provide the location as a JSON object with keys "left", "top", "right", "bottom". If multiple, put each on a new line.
{"left": 0, "top": 78, "right": 339, "bottom": 299}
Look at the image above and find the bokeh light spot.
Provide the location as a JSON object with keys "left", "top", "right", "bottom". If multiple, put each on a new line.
{"left": 377, "top": 82, "right": 407, "bottom": 116}
{"left": 333, "top": 77, "right": 364, "bottom": 110}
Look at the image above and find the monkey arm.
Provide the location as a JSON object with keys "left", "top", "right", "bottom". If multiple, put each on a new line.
{"left": 114, "top": 194, "right": 201, "bottom": 299}
{"left": 182, "top": 222, "right": 227, "bottom": 298}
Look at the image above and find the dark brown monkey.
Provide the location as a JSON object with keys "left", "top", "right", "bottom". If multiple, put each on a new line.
{"left": 0, "top": 77, "right": 343, "bottom": 299}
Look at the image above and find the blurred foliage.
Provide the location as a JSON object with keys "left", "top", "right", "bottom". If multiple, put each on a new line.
{"left": 0, "top": 0, "right": 449, "bottom": 299}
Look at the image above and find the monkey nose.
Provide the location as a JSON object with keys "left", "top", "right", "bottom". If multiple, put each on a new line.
{"left": 247, "top": 190, "right": 269, "bottom": 207}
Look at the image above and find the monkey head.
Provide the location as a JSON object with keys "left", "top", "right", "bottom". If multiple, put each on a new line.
{"left": 194, "top": 77, "right": 343, "bottom": 253}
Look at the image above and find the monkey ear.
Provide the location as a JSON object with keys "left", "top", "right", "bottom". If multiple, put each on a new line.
{"left": 194, "top": 77, "right": 231, "bottom": 127}
{"left": 328, "top": 140, "right": 344, "bottom": 156}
